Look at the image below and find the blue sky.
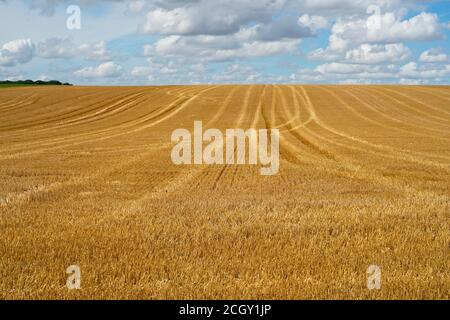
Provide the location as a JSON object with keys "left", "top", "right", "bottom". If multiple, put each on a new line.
{"left": 0, "top": 0, "right": 449, "bottom": 85}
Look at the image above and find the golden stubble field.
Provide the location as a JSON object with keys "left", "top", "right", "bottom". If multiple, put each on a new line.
{"left": 0, "top": 84, "right": 449, "bottom": 299}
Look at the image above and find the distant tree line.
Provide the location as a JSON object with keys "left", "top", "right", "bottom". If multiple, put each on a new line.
{"left": 0, "top": 80, "right": 72, "bottom": 86}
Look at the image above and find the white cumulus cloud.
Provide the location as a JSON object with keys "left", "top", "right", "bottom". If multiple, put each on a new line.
{"left": 0, "top": 38, "right": 34, "bottom": 67}
{"left": 311, "top": 11, "right": 443, "bottom": 61}
{"left": 298, "top": 14, "right": 328, "bottom": 33}
{"left": 345, "top": 43, "right": 410, "bottom": 64}
{"left": 37, "top": 38, "right": 112, "bottom": 61}
{"left": 419, "top": 48, "right": 447, "bottom": 63}
{"left": 74, "top": 61, "right": 123, "bottom": 78}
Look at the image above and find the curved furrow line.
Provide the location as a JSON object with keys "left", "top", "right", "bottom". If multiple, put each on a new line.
{"left": 315, "top": 86, "right": 450, "bottom": 165}
{"left": 303, "top": 118, "right": 450, "bottom": 170}
{"left": 263, "top": 85, "right": 313, "bottom": 133}
{"left": 0, "top": 91, "right": 154, "bottom": 152}
{"left": 61, "top": 144, "right": 167, "bottom": 154}
{"left": 0, "top": 142, "right": 172, "bottom": 208}
{"left": 0, "top": 95, "right": 43, "bottom": 114}
{"left": 0, "top": 93, "right": 32, "bottom": 107}
{"left": 276, "top": 85, "right": 337, "bottom": 161}
{"left": 164, "top": 85, "right": 185, "bottom": 96}
{"left": 296, "top": 86, "right": 450, "bottom": 170}
{"left": 284, "top": 86, "right": 337, "bottom": 164}
{"left": 28, "top": 87, "right": 188, "bottom": 132}
{"left": 393, "top": 86, "right": 450, "bottom": 116}
{"left": 260, "top": 85, "right": 318, "bottom": 165}
{"left": 427, "top": 88, "right": 450, "bottom": 100}
{"left": 103, "top": 85, "right": 240, "bottom": 206}
{"left": 15, "top": 91, "right": 148, "bottom": 132}
{"left": 211, "top": 86, "right": 258, "bottom": 189}
{"left": 0, "top": 87, "right": 197, "bottom": 150}
{"left": 370, "top": 87, "right": 450, "bottom": 127}
{"left": 271, "top": 118, "right": 298, "bottom": 130}
{"left": 277, "top": 85, "right": 320, "bottom": 151}
{"left": 0, "top": 89, "right": 146, "bottom": 132}
{"left": 0, "top": 89, "right": 193, "bottom": 156}
{"left": 258, "top": 85, "right": 289, "bottom": 185}
{"left": 282, "top": 85, "right": 302, "bottom": 122}
{"left": 0, "top": 90, "right": 104, "bottom": 117}
{"left": 0, "top": 89, "right": 104, "bottom": 121}
{"left": 231, "top": 85, "right": 265, "bottom": 184}
{"left": 47, "top": 92, "right": 151, "bottom": 127}
{"left": 366, "top": 87, "right": 450, "bottom": 132}
{"left": 363, "top": 87, "right": 450, "bottom": 133}
{"left": 280, "top": 86, "right": 450, "bottom": 201}
{"left": 0, "top": 93, "right": 37, "bottom": 110}
{"left": 0, "top": 89, "right": 121, "bottom": 131}
{"left": 0, "top": 87, "right": 217, "bottom": 160}
{"left": 288, "top": 86, "right": 337, "bottom": 160}
{"left": 0, "top": 87, "right": 216, "bottom": 206}
{"left": 211, "top": 85, "right": 256, "bottom": 190}
{"left": 250, "top": 85, "right": 266, "bottom": 129}
{"left": 207, "top": 86, "right": 241, "bottom": 125}
{"left": 283, "top": 132, "right": 450, "bottom": 205}
{"left": 264, "top": 86, "right": 296, "bottom": 184}
{"left": 412, "top": 87, "right": 450, "bottom": 104}
{"left": 236, "top": 85, "right": 255, "bottom": 127}
{"left": 325, "top": 87, "right": 450, "bottom": 161}
{"left": 162, "top": 85, "right": 222, "bottom": 107}
{"left": 61, "top": 86, "right": 204, "bottom": 137}
{"left": 97, "top": 86, "right": 214, "bottom": 135}
{"left": 0, "top": 92, "right": 36, "bottom": 105}
{"left": 190, "top": 86, "right": 246, "bottom": 190}
{"left": 266, "top": 85, "right": 309, "bottom": 164}
{"left": 228, "top": 85, "right": 267, "bottom": 185}
{"left": 355, "top": 87, "right": 447, "bottom": 133}
{"left": 348, "top": 87, "right": 450, "bottom": 140}
{"left": 271, "top": 85, "right": 315, "bottom": 132}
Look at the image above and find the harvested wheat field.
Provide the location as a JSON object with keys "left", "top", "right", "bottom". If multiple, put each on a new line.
{"left": 0, "top": 84, "right": 449, "bottom": 299}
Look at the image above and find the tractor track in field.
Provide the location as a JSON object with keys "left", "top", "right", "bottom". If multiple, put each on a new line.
{"left": 0, "top": 87, "right": 218, "bottom": 206}
{"left": 1, "top": 85, "right": 449, "bottom": 300}
{"left": 0, "top": 87, "right": 212, "bottom": 158}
